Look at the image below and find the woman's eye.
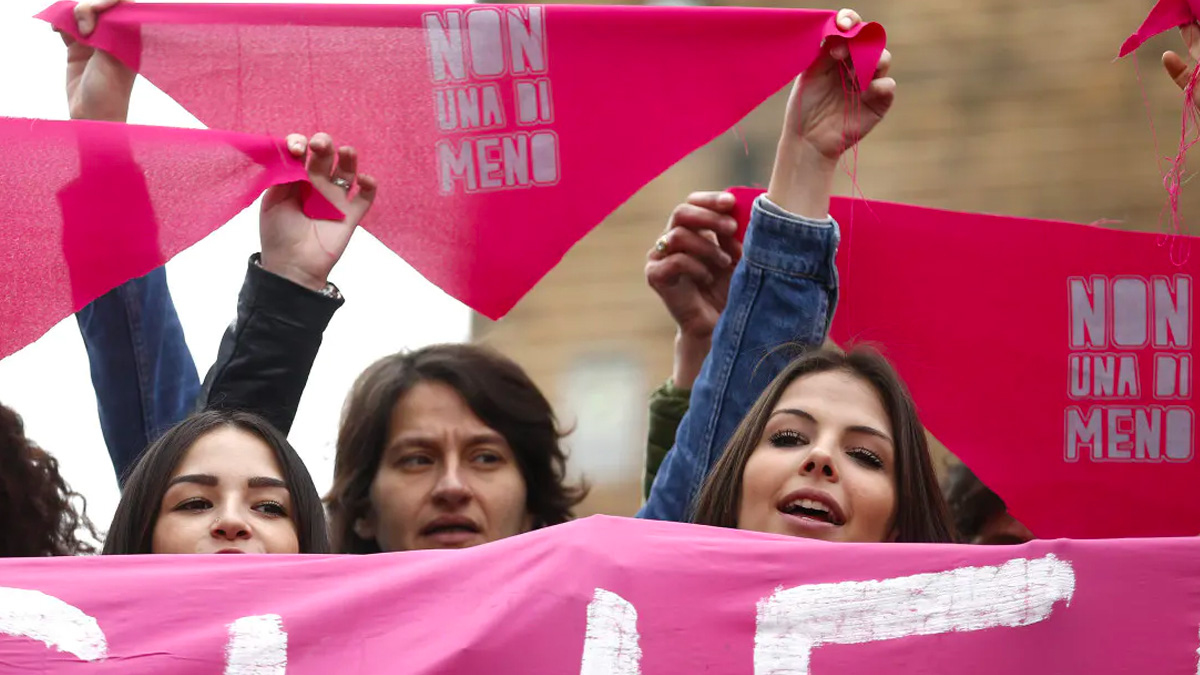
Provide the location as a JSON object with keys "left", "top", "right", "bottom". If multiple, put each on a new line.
{"left": 398, "top": 454, "right": 433, "bottom": 468}
{"left": 175, "top": 498, "right": 210, "bottom": 512}
{"left": 769, "top": 430, "right": 808, "bottom": 447}
{"left": 472, "top": 450, "right": 503, "bottom": 465}
{"left": 254, "top": 501, "right": 289, "bottom": 518}
{"left": 849, "top": 448, "right": 885, "bottom": 469}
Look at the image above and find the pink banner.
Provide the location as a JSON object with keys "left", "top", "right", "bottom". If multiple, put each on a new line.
{"left": 2, "top": 517, "right": 1200, "bottom": 673}
{"left": 36, "top": 2, "right": 885, "bottom": 320}
{"left": 732, "top": 189, "right": 1200, "bottom": 540}
{"left": 0, "top": 117, "right": 336, "bottom": 361}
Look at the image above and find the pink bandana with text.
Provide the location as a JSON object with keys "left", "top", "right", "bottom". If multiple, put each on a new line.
{"left": 26, "top": 1, "right": 883, "bottom": 325}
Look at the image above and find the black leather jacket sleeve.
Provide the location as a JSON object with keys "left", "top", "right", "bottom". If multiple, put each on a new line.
{"left": 201, "top": 254, "right": 343, "bottom": 435}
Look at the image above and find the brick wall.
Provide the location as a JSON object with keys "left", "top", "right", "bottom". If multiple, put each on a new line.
{"left": 474, "top": 0, "right": 1200, "bottom": 516}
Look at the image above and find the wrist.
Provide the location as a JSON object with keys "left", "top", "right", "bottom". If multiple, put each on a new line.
{"left": 766, "top": 137, "right": 838, "bottom": 219}
{"left": 68, "top": 103, "right": 129, "bottom": 123}
{"left": 259, "top": 255, "right": 329, "bottom": 292}
{"left": 672, "top": 331, "right": 712, "bottom": 390}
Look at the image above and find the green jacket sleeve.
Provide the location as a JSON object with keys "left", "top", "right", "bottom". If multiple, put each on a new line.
{"left": 643, "top": 379, "right": 692, "bottom": 501}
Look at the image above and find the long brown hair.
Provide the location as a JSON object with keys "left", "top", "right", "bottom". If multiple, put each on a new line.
{"left": 0, "top": 403, "right": 99, "bottom": 556}
{"left": 326, "top": 344, "right": 588, "bottom": 553}
{"left": 102, "top": 410, "right": 330, "bottom": 555}
{"left": 691, "top": 346, "right": 955, "bottom": 543}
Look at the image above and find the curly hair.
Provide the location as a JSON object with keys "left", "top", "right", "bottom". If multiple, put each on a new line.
{"left": 0, "top": 403, "right": 99, "bottom": 556}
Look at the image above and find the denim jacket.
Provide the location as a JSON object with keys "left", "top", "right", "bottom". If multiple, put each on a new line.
{"left": 76, "top": 267, "right": 200, "bottom": 483}
{"left": 638, "top": 195, "right": 840, "bottom": 522}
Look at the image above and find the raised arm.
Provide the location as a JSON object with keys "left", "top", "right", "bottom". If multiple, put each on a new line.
{"left": 640, "top": 9, "right": 895, "bottom": 521}
{"left": 66, "top": 0, "right": 201, "bottom": 482}
{"left": 641, "top": 190, "right": 740, "bottom": 499}
{"left": 202, "top": 134, "right": 377, "bottom": 435}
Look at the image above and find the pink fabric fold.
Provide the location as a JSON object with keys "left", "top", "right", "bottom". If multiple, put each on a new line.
{"left": 0, "top": 117, "right": 336, "bottom": 360}
{"left": 1118, "top": 1, "right": 1200, "bottom": 242}
{"left": 36, "top": 1, "right": 886, "bottom": 319}
{"left": 731, "top": 188, "right": 1200, "bottom": 540}
{"left": 1119, "top": 0, "right": 1198, "bottom": 57}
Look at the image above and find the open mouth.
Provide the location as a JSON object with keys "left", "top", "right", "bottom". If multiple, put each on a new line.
{"left": 779, "top": 497, "right": 845, "bottom": 526}
{"left": 420, "top": 518, "right": 481, "bottom": 538}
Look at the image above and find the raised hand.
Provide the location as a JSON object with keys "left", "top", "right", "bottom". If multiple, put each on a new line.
{"left": 1162, "top": 22, "right": 1200, "bottom": 103}
{"left": 768, "top": 8, "right": 894, "bottom": 218}
{"left": 63, "top": 0, "right": 135, "bottom": 121}
{"left": 259, "top": 133, "right": 378, "bottom": 291}
{"left": 646, "top": 191, "right": 742, "bottom": 388}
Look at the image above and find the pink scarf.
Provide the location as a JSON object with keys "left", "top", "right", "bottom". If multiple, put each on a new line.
{"left": 5, "top": 2, "right": 884, "bottom": 365}
{"left": 0, "top": 118, "right": 337, "bottom": 360}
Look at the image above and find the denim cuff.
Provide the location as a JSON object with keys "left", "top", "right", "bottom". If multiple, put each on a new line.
{"left": 242, "top": 254, "right": 344, "bottom": 331}
{"left": 744, "top": 195, "right": 839, "bottom": 289}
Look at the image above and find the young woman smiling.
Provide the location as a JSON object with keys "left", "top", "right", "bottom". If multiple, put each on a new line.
{"left": 643, "top": 9, "right": 954, "bottom": 543}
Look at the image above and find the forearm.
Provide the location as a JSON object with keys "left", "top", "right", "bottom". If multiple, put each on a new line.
{"left": 201, "top": 255, "right": 342, "bottom": 435}
{"left": 671, "top": 333, "right": 711, "bottom": 391}
{"left": 639, "top": 197, "right": 839, "bottom": 522}
{"left": 766, "top": 137, "right": 838, "bottom": 220}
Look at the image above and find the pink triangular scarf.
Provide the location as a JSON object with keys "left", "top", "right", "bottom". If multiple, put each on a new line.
{"left": 1119, "top": 1, "right": 1200, "bottom": 240}
{"left": 1119, "top": 0, "right": 1198, "bottom": 57}
{"left": 732, "top": 188, "right": 1200, "bottom": 539}
{"left": 0, "top": 117, "right": 338, "bottom": 361}
{"left": 36, "top": 1, "right": 885, "bottom": 320}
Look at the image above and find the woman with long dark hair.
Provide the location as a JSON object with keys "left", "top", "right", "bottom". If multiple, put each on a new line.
{"left": 103, "top": 410, "right": 329, "bottom": 555}
{"left": 642, "top": 9, "right": 953, "bottom": 543}
{"left": 691, "top": 347, "right": 953, "bottom": 543}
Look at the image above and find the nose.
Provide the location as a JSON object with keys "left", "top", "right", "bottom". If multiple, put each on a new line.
{"left": 431, "top": 461, "right": 472, "bottom": 509}
{"left": 800, "top": 443, "right": 838, "bottom": 482}
{"left": 210, "top": 505, "right": 252, "bottom": 542}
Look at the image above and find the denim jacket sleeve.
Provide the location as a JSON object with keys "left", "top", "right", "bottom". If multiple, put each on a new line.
{"left": 76, "top": 266, "right": 200, "bottom": 483}
{"left": 637, "top": 195, "right": 839, "bottom": 522}
{"left": 201, "top": 254, "right": 343, "bottom": 436}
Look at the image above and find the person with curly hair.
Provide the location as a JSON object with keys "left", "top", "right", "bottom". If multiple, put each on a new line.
{"left": 0, "top": 403, "right": 99, "bottom": 556}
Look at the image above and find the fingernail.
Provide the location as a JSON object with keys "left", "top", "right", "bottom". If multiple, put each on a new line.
{"left": 722, "top": 216, "right": 738, "bottom": 231}
{"left": 720, "top": 253, "right": 733, "bottom": 267}
{"left": 718, "top": 192, "right": 735, "bottom": 205}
